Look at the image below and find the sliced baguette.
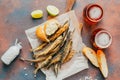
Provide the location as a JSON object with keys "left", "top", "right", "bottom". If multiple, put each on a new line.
{"left": 82, "top": 47, "right": 99, "bottom": 67}
{"left": 97, "top": 50, "right": 108, "bottom": 78}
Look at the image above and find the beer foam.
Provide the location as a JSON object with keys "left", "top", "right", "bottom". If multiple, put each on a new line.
{"left": 89, "top": 7, "right": 102, "bottom": 19}
{"left": 96, "top": 33, "right": 110, "bottom": 46}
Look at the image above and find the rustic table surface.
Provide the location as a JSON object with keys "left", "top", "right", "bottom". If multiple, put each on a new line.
{"left": 0, "top": 0, "right": 120, "bottom": 80}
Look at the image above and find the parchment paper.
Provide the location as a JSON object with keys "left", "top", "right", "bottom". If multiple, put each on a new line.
{"left": 25, "top": 11, "right": 88, "bottom": 80}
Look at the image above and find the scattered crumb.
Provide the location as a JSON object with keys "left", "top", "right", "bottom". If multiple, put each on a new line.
{"left": 34, "top": 75, "right": 36, "bottom": 78}
{"left": 30, "top": 63, "right": 33, "bottom": 65}
{"left": 25, "top": 73, "right": 28, "bottom": 76}
{"left": 24, "top": 67, "right": 27, "bottom": 70}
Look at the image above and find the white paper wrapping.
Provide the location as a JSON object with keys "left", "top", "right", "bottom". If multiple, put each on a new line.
{"left": 25, "top": 11, "right": 88, "bottom": 80}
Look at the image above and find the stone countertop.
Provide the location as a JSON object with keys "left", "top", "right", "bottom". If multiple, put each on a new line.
{"left": 0, "top": 0, "right": 120, "bottom": 80}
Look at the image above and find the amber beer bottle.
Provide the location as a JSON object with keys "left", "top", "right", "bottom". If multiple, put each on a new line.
{"left": 83, "top": 4, "right": 103, "bottom": 25}
{"left": 91, "top": 28, "right": 112, "bottom": 49}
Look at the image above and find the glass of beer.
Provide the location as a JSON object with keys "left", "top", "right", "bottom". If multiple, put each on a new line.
{"left": 91, "top": 28, "right": 112, "bottom": 49}
{"left": 83, "top": 4, "right": 103, "bottom": 25}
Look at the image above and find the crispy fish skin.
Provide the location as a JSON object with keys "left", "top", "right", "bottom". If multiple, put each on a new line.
{"left": 31, "top": 43, "right": 47, "bottom": 52}
{"left": 48, "top": 45, "right": 61, "bottom": 57}
{"left": 22, "top": 43, "right": 61, "bottom": 63}
{"left": 61, "top": 38, "right": 72, "bottom": 64}
{"left": 49, "top": 45, "right": 60, "bottom": 54}
{"left": 51, "top": 29, "right": 69, "bottom": 54}
{"left": 53, "top": 63, "right": 60, "bottom": 77}
{"left": 60, "top": 28, "right": 69, "bottom": 47}
{"left": 39, "top": 45, "right": 61, "bottom": 62}
{"left": 20, "top": 56, "right": 47, "bottom": 62}
{"left": 46, "top": 30, "right": 70, "bottom": 68}
{"left": 34, "top": 36, "right": 63, "bottom": 58}
{"left": 54, "top": 64, "right": 58, "bottom": 77}
{"left": 52, "top": 31, "right": 71, "bottom": 68}
{"left": 58, "top": 30, "right": 70, "bottom": 53}
{"left": 49, "top": 21, "right": 69, "bottom": 41}
{"left": 63, "top": 50, "right": 75, "bottom": 63}
{"left": 46, "top": 53, "right": 62, "bottom": 69}
{"left": 33, "top": 56, "right": 52, "bottom": 75}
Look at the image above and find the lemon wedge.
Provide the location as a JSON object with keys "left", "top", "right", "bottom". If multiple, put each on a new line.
{"left": 36, "top": 26, "right": 49, "bottom": 42}
{"left": 47, "top": 5, "right": 59, "bottom": 16}
{"left": 31, "top": 10, "right": 43, "bottom": 19}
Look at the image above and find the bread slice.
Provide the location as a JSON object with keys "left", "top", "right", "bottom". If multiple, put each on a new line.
{"left": 97, "top": 50, "right": 108, "bottom": 78}
{"left": 44, "top": 19, "right": 60, "bottom": 36}
{"left": 82, "top": 47, "right": 99, "bottom": 67}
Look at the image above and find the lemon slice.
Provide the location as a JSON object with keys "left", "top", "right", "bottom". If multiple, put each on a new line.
{"left": 47, "top": 5, "right": 59, "bottom": 16}
{"left": 31, "top": 10, "right": 43, "bottom": 19}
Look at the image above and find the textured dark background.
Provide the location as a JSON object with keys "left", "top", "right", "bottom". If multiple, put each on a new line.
{"left": 0, "top": 0, "right": 120, "bottom": 80}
